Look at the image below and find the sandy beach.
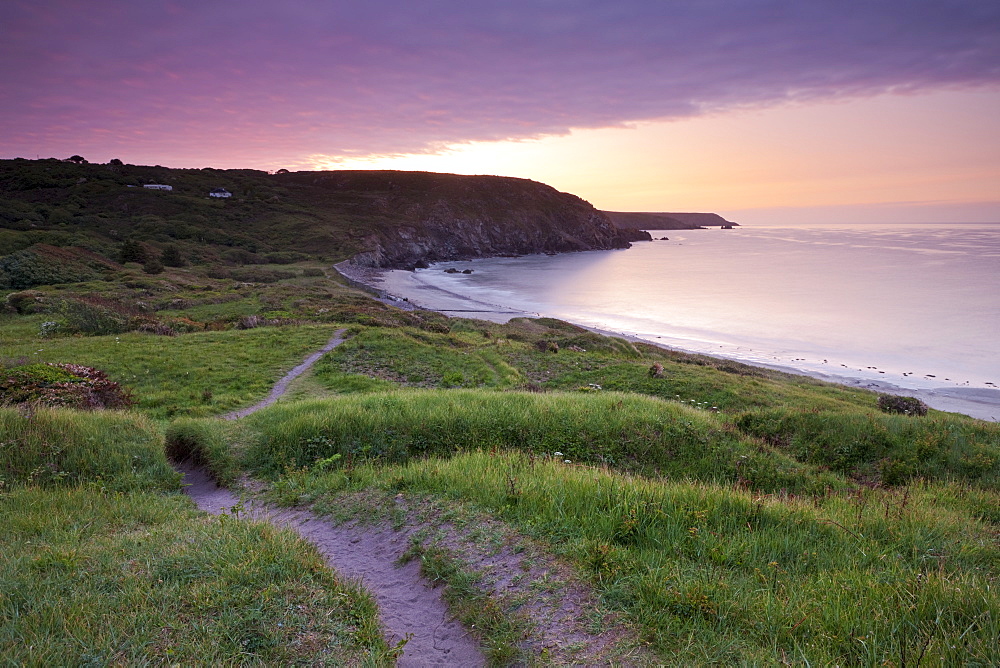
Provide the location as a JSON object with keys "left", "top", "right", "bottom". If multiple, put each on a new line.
{"left": 335, "top": 260, "right": 1000, "bottom": 422}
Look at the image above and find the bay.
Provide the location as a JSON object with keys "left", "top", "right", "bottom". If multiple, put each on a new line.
{"left": 370, "top": 223, "right": 1000, "bottom": 420}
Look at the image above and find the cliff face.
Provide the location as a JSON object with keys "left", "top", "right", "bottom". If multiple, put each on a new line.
{"left": 604, "top": 211, "right": 737, "bottom": 230}
{"left": 294, "top": 171, "right": 652, "bottom": 268}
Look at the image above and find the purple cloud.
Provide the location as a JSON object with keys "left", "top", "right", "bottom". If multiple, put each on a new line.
{"left": 3, "top": 0, "right": 998, "bottom": 166}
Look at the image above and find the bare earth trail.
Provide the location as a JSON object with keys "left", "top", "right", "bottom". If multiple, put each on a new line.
{"left": 178, "top": 329, "right": 487, "bottom": 666}
{"left": 222, "top": 329, "right": 349, "bottom": 420}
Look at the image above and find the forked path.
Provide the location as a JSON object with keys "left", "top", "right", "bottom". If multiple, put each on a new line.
{"left": 179, "top": 328, "right": 486, "bottom": 666}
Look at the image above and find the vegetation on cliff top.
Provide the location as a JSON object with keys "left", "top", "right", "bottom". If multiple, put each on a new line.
{"left": 0, "top": 158, "right": 645, "bottom": 277}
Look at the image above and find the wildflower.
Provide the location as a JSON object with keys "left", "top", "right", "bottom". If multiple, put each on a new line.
{"left": 554, "top": 451, "right": 563, "bottom": 457}
{"left": 564, "top": 459, "right": 572, "bottom": 464}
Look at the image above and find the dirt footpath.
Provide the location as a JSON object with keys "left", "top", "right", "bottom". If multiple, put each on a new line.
{"left": 180, "top": 328, "right": 486, "bottom": 665}
{"left": 179, "top": 463, "right": 485, "bottom": 666}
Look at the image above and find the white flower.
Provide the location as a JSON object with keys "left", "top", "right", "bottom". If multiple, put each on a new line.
{"left": 564, "top": 459, "right": 572, "bottom": 464}
{"left": 554, "top": 451, "right": 563, "bottom": 457}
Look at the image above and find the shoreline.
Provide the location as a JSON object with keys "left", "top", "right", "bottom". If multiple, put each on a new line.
{"left": 335, "top": 260, "right": 1000, "bottom": 422}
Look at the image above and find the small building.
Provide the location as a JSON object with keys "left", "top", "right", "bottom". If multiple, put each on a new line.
{"left": 209, "top": 188, "right": 232, "bottom": 198}
{"left": 143, "top": 184, "right": 173, "bottom": 191}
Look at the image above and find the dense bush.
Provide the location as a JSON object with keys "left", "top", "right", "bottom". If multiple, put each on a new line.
{"left": 116, "top": 239, "right": 146, "bottom": 263}
{"left": 142, "top": 256, "right": 164, "bottom": 274}
{"left": 877, "top": 393, "right": 928, "bottom": 416}
{"left": 160, "top": 244, "right": 186, "bottom": 267}
{"left": 56, "top": 298, "right": 136, "bottom": 335}
{"left": 0, "top": 245, "right": 109, "bottom": 289}
{"left": 0, "top": 362, "right": 134, "bottom": 410}
{"left": 4, "top": 290, "right": 47, "bottom": 314}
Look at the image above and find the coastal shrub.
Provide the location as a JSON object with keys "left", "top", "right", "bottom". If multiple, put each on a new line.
{"left": 877, "top": 393, "right": 928, "bottom": 416}
{"left": 0, "top": 362, "right": 134, "bottom": 410}
{"left": 0, "top": 244, "right": 112, "bottom": 289}
{"left": 5, "top": 290, "right": 48, "bottom": 314}
{"left": 55, "top": 298, "right": 136, "bottom": 335}
{"left": 160, "top": 243, "right": 186, "bottom": 267}
{"left": 229, "top": 267, "right": 297, "bottom": 283}
{"left": 118, "top": 239, "right": 149, "bottom": 264}
{"left": 142, "top": 256, "right": 164, "bottom": 274}
{"left": 0, "top": 405, "right": 176, "bottom": 490}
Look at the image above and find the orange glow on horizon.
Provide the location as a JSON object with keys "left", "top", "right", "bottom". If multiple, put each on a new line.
{"left": 298, "top": 88, "right": 1000, "bottom": 223}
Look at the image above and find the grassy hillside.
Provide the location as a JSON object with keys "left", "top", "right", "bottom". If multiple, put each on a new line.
{"left": 0, "top": 158, "right": 642, "bottom": 278}
{"left": 2, "top": 159, "right": 998, "bottom": 665}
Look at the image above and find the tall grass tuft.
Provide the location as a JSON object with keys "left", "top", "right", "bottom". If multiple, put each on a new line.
{"left": 164, "top": 417, "right": 242, "bottom": 485}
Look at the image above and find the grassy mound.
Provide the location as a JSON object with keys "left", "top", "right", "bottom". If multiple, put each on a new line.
{"left": 224, "top": 390, "right": 840, "bottom": 494}
{"left": 737, "top": 409, "right": 1000, "bottom": 486}
{"left": 0, "top": 406, "right": 177, "bottom": 491}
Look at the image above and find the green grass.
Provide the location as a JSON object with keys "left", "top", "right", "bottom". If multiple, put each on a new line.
{"left": 0, "top": 405, "right": 391, "bottom": 664}
{"left": 0, "top": 486, "right": 390, "bottom": 665}
{"left": 261, "top": 450, "right": 1000, "bottom": 666}
{"left": 0, "top": 323, "right": 344, "bottom": 419}
{"left": 4, "top": 288, "right": 1000, "bottom": 664}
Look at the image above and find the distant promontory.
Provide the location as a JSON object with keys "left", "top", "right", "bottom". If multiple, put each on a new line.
{"left": 603, "top": 211, "right": 738, "bottom": 230}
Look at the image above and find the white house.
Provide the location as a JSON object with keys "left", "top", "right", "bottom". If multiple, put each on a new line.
{"left": 209, "top": 188, "right": 232, "bottom": 198}
{"left": 143, "top": 184, "right": 173, "bottom": 191}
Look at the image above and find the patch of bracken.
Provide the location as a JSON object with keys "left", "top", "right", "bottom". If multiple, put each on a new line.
{"left": 0, "top": 362, "right": 134, "bottom": 410}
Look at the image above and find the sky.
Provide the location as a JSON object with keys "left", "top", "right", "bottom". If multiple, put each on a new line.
{"left": 3, "top": 0, "right": 999, "bottom": 223}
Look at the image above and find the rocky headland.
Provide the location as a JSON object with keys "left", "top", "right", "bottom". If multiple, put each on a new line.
{"left": 314, "top": 171, "right": 652, "bottom": 269}
{"left": 603, "top": 210, "right": 738, "bottom": 230}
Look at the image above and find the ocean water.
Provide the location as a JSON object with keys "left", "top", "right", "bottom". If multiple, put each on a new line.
{"left": 376, "top": 223, "right": 1000, "bottom": 409}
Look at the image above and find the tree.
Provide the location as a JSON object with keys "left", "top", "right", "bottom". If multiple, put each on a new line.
{"left": 119, "top": 239, "right": 148, "bottom": 264}
{"left": 109, "top": 158, "right": 123, "bottom": 166}
{"left": 161, "top": 244, "right": 186, "bottom": 267}
{"left": 142, "top": 256, "right": 164, "bottom": 275}
{"left": 67, "top": 155, "right": 87, "bottom": 164}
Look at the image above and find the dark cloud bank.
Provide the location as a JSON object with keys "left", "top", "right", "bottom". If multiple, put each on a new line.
{"left": 3, "top": 0, "right": 999, "bottom": 163}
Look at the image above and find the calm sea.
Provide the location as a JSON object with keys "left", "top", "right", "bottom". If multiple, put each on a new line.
{"left": 378, "top": 223, "right": 1000, "bottom": 402}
